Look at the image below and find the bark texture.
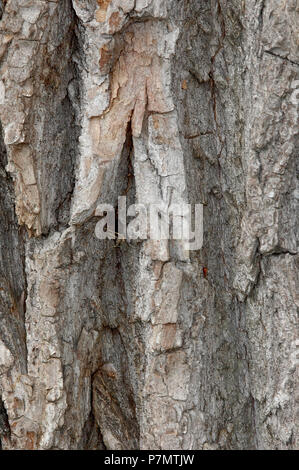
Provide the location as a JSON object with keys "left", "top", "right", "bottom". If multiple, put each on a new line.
{"left": 0, "top": 0, "right": 298, "bottom": 450}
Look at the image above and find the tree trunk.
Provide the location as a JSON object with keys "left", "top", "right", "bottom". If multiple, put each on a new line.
{"left": 0, "top": 0, "right": 297, "bottom": 450}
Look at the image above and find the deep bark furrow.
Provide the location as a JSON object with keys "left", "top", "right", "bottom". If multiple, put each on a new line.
{"left": 0, "top": 0, "right": 297, "bottom": 450}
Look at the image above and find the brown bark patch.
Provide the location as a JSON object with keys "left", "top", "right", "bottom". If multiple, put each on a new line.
{"left": 95, "top": 0, "right": 112, "bottom": 23}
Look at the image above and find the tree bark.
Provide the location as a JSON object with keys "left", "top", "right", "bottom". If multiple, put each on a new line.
{"left": 0, "top": 0, "right": 297, "bottom": 450}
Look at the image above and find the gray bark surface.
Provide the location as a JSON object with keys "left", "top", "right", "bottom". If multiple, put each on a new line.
{"left": 0, "top": 0, "right": 297, "bottom": 450}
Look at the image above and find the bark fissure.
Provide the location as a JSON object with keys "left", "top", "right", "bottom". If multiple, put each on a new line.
{"left": 264, "top": 50, "right": 299, "bottom": 67}
{"left": 0, "top": 0, "right": 297, "bottom": 450}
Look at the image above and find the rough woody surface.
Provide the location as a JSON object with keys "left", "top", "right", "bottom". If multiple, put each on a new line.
{"left": 0, "top": 0, "right": 298, "bottom": 450}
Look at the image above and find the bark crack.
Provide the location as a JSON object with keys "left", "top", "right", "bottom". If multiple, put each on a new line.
{"left": 264, "top": 50, "right": 299, "bottom": 67}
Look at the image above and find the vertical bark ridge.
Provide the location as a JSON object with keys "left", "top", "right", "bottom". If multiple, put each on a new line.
{"left": 0, "top": 0, "right": 297, "bottom": 450}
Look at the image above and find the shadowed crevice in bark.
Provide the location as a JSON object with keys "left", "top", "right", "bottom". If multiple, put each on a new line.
{"left": 92, "top": 328, "right": 140, "bottom": 449}
{"left": 0, "top": 396, "right": 10, "bottom": 448}
{"left": 0, "top": 0, "right": 297, "bottom": 450}
{"left": 78, "top": 405, "right": 106, "bottom": 450}
{"left": 37, "top": 4, "right": 80, "bottom": 234}
{"left": 0, "top": 122, "right": 27, "bottom": 374}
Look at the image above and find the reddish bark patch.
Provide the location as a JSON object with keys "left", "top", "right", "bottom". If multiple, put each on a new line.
{"left": 25, "top": 431, "right": 36, "bottom": 450}
{"left": 99, "top": 44, "right": 112, "bottom": 73}
{"left": 109, "top": 12, "right": 121, "bottom": 32}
